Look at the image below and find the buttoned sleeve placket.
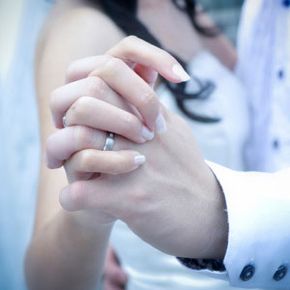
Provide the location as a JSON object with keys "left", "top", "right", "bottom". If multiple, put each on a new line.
{"left": 266, "top": 1, "right": 290, "bottom": 172}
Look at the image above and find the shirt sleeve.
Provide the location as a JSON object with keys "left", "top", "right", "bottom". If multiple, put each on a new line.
{"left": 206, "top": 161, "right": 290, "bottom": 289}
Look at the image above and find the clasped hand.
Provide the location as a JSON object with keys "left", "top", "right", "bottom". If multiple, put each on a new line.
{"left": 46, "top": 36, "right": 227, "bottom": 259}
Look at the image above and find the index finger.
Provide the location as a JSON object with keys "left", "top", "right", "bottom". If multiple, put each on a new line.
{"left": 106, "top": 36, "right": 190, "bottom": 83}
{"left": 66, "top": 36, "right": 190, "bottom": 84}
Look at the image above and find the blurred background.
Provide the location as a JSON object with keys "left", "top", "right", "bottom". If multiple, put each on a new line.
{"left": 0, "top": 0, "right": 25, "bottom": 80}
{"left": 201, "top": 0, "right": 244, "bottom": 43}
{"left": 0, "top": 0, "right": 244, "bottom": 80}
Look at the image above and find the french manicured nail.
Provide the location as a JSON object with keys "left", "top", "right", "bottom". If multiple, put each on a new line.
{"left": 155, "top": 112, "right": 167, "bottom": 133}
{"left": 142, "top": 126, "right": 155, "bottom": 141}
{"left": 172, "top": 64, "right": 190, "bottom": 82}
{"left": 134, "top": 154, "right": 146, "bottom": 166}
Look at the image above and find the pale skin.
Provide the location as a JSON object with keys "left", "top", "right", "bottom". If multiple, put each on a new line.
{"left": 26, "top": 0, "right": 235, "bottom": 289}
{"left": 46, "top": 35, "right": 228, "bottom": 256}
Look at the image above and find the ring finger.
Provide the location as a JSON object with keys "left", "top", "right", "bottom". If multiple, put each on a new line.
{"left": 47, "top": 126, "right": 133, "bottom": 169}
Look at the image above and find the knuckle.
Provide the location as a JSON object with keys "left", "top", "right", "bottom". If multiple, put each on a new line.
{"left": 78, "top": 150, "right": 95, "bottom": 172}
{"left": 45, "top": 133, "right": 63, "bottom": 169}
{"left": 122, "top": 35, "right": 139, "bottom": 46}
{"left": 118, "top": 36, "right": 140, "bottom": 59}
{"left": 67, "top": 182, "right": 86, "bottom": 209}
{"left": 46, "top": 134, "right": 55, "bottom": 157}
{"left": 65, "top": 60, "right": 78, "bottom": 82}
{"left": 102, "top": 57, "right": 124, "bottom": 76}
{"left": 119, "top": 113, "right": 137, "bottom": 132}
{"left": 86, "top": 76, "right": 105, "bottom": 97}
{"left": 133, "top": 189, "right": 148, "bottom": 204}
{"left": 123, "top": 112, "right": 136, "bottom": 124}
{"left": 49, "top": 89, "right": 61, "bottom": 113}
{"left": 70, "top": 96, "right": 91, "bottom": 121}
{"left": 139, "top": 90, "right": 157, "bottom": 107}
{"left": 74, "top": 126, "right": 92, "bottom": 148}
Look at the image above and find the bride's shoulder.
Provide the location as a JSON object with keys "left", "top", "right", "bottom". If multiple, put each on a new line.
{"left": 46, "top": 0, "right": 126, "bottom": 53}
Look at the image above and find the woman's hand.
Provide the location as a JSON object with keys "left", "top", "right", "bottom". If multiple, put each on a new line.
{"left": 50, "top": 36, "right": 189, "bottom": 129}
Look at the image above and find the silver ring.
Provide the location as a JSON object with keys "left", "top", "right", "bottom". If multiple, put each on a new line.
{"left": 62, "top": 115, "right": 67, "bottom": 128}
{"left": 103, "top": 132, "right": 115, "bottom": 151}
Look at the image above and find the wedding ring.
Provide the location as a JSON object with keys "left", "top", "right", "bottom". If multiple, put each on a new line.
{"left": 62, "top": 115, "right": 67, "bottom": 127}
{"left": 103, "top": 132, "right": 115, "bottom": 151}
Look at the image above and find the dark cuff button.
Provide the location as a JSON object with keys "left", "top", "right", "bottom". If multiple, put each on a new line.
{"left": 277, "top": 69, "right": 284, "bottom": 79}
{"left": 240, "top": 264, "right": 255, "bottom": 281}
{"left": 272, "top": 138, "right": 280, "bottom": 149}
{"left": 273, "top": 265, "right": 288, "bottom": 281}
{"left": 283, "top": 0, "right": 290, "bottom": 7}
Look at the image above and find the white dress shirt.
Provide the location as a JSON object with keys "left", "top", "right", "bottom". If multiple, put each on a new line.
{"left": 237, "top": 0, "right": 290, "bottom": 172}
{"left": 206, "top": 0, "right": 290, "bottom": 288}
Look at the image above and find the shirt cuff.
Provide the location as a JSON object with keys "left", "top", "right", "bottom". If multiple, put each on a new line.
{"left": 207, "top": 161, "right": 290, "bottom": 289}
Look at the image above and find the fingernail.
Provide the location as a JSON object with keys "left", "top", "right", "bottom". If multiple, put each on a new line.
{"left": 142, "top": 126, "right": 155, "bottom": 141}
{"left": 134, "top": 154, "right": 146, "bottom": 166}
{"left": 155, "top": 112, "right": 167, "bottom": 134}
{"left": 172, "top": 64, "right": 190, "bottom": 82}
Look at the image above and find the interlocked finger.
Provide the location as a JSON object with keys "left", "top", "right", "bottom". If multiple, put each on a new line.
{"left": 65, "top": 149, "right": 146, "bottom": 177}
{"left": 64, "top": 96, "right": 155, "bottom": 143}
{"left": 50, "top": 76, "right": 129, "bottom": 128}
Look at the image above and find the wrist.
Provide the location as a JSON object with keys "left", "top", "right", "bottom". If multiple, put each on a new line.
{"left": 204, "top": 165, "right": 228, "bottom": 259}
{"left": 61, "top": 210, "right": 115, "bottom": 235}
